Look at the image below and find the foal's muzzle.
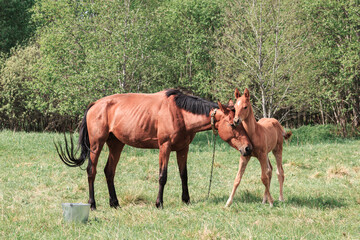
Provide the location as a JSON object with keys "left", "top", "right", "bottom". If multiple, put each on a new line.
{"left": 233, "top": 117, "right": 241, "bottom": 126}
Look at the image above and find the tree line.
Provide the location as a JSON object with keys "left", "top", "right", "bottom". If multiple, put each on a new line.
{"left": 0, "top": 0, "right": 359, "bottom": 136}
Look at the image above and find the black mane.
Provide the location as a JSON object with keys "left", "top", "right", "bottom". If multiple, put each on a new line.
{"left": 165, "top": 89, "right": 218, "bottom": 117}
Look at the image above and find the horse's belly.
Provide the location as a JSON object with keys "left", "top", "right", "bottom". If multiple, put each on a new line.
{"left": 124, "top": 138, "right": 159, "bottom": 149}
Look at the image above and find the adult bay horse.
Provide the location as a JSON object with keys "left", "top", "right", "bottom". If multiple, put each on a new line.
{"left": 56, "top": 89, "right": 253, "bottom": 210}
{"left": 225, "top": 88, "right": 292, "bottom": 207}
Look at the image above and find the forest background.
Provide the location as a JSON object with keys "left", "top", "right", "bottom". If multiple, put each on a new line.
{"left": 0, "top": 0, "right": 359, "bottom": 137}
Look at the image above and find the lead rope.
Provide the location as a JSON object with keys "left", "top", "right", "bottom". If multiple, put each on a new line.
{"left": 207, "top": 109, "right": 218, "bottom": 200}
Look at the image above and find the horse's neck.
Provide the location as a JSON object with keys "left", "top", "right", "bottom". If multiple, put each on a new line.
{"left": 243, "top": 106, "right": 257, "bottom": 137}
{"left": 181, "top": 110, "right": 212, "bottom": 133}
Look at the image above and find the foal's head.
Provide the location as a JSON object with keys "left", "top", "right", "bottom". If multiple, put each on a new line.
{"left": 216, "top": 100, "right": 252, "bottom": 156}
{"left": 233, "top": 88, "right": 251, "bottom": 126}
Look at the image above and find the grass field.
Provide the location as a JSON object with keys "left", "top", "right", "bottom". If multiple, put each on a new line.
{"left": 0, "top": 127, "right": 359, "bottom": 239}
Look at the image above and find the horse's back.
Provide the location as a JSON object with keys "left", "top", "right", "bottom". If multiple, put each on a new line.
{"left": 86, "top": 91, "right": 167, "bottom": 148}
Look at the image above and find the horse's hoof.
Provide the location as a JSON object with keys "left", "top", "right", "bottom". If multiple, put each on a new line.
{"left": 89, "top": 201, "right": 96, "bottom": 211}
{"left": 156, "top": 202, "right": 163, "bottom": 209}
{"left": 182, "top": 196, "right": 190, "bottom": 205}
{"left": 110, "top": 199, "right": 120, "bottom": 209}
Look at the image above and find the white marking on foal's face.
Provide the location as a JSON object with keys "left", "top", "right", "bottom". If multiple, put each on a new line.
{"left": 237, "top": 100, "right": 241, "bottom": 106}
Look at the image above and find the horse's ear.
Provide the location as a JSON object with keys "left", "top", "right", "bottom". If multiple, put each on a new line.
{"left": 244, "top": 88, "right": 250, "bottom": 99}
{"left": 234, "top": 88, "right": 241, "bottom": 99}
{"left": 217, "top": 100, "right": 229, "bottom": 114}
{"left": 228, "top": 99, "right": 234, "bottom": 107}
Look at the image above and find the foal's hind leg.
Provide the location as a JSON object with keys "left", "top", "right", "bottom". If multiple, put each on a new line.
{"left": 104, "top": 134, "right": 125, "bottom": 208}
{"left": 273, "top": 145, "right": 285, "bottom": 201}
{"left": 176, "top": 146, "right": 190, "bottom": 204}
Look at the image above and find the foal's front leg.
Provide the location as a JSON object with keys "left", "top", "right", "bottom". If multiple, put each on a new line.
{"left": 225, "top": 155, "right": 250, "bottom": 207}
{"left": 156, "top": 142, "right": 171, "bottom": 209}
{"left": 259, "top": 154, "right": 274, "bottom": 207}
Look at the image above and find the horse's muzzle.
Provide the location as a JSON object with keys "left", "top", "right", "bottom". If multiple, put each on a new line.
{"left": 240, "top": 145, "right": 252, "bottom": 156}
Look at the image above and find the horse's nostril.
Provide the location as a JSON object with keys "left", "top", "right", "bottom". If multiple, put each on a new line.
{"left": 245, "top": 147, "right": 250, "bottom": 152}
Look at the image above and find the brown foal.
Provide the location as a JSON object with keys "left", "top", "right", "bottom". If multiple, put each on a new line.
{"left": 225, "top": 88, "right": 292, "bottom": 207}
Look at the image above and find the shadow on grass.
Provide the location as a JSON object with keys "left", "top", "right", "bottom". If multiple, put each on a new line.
{"left": 286, "top": 195, "right": 346, "bottom": 209}
{"left": 200, "top": 191, "right": 346, "bottom": 209}
{"left": 204, "top": 190, "right": 262, "bottom": 205}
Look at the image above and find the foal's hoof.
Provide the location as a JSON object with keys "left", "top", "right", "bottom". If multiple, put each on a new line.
{"left": 225, "top": 199, "right": 233, "bottom": 207}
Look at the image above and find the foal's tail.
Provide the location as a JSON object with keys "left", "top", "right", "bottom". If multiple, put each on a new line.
{"left": 283, "top": 130, "right": 292, "bottom": 140}
{"left": 55, "top": 103, "right": 94, "bottom": 168}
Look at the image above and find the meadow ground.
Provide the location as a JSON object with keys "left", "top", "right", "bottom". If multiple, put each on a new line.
{"left": 0, "top": 127, "right": 359, "bottom": 239}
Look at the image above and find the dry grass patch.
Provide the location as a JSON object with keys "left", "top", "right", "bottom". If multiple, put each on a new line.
{"left": 327, "top": 165, "right": 349, "bottom": 178}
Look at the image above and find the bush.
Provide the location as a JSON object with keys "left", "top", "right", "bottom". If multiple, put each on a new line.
{"left": 288, "top": 124, "right": 359, "bottom": 145}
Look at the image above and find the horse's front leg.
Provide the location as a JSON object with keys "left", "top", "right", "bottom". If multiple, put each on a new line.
{"left": 176, "top": 146, "right": 190, "bottom": 204}
{"left": 156, "top": 142, "right": 171, "bottom": 209}
{"left": 225, "top": 155, "right": 250, "bottom": 207}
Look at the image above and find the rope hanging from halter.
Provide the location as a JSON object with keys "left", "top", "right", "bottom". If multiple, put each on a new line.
{"left": 207, "top": 108, "right": 217, "bottom": 199}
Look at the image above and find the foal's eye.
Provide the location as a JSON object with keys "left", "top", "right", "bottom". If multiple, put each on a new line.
{"left": 244, "top": 106, "right": 247, "bottom": 109}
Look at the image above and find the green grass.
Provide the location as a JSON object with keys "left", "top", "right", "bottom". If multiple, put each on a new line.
{"left": 0, "top": 128, "right": 359, "bottom": 239}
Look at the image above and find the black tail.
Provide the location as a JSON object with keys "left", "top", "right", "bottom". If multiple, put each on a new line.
{"left": 55, "top": 104, "right": 93, "bottom": 167}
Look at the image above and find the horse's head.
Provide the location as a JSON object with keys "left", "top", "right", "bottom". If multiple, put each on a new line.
{"left": 233, "top": 88, "right": 251, "bottom": 126}
{"left": 215, "top": 100, "right": 252, "bottom": 156}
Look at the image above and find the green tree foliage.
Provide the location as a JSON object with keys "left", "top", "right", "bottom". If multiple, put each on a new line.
{"left": 304, "top": 0, "right": 360, "bottom": 136}
{"left": 0, "top": 0, "right": 359, "bottom": 133}
{"left": 0, "top": 44, "right": 42, "bottom": 130}
{"left": 0, "top": 0, "right": 35, "bottom": 54}
{"left": 149, "top": 0, "right": 223, "bottom": 98}
{"left": 215, "top": 0, "right": 310, "bottom": 121}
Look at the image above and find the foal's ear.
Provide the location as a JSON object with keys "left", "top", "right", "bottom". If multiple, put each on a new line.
{"left": 244, "top": 88, "right": 250, "bottom": 99}
{"left": 234, "top": 88, "right": 241, "bottom": 99}
{"left": 217, "top": 100, "right": 229, "bottom": 114}
{"left": 227, "top": 99, "right": 234, "bottom": 107}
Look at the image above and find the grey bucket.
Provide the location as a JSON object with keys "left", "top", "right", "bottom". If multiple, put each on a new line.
{"left": 62, "top": 203, "right": 90, "bottom": 223}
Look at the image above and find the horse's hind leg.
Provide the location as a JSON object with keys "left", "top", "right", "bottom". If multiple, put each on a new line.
{"left": 87, "top": 140, "right": 105, "bottom": 210}
{"left": 104, "top": 134, "right": 125, "bottom": 208}
{"left": 273, "top": 145, "right": 284, "bottom": 201}
{"left": 176, "top": 146, "right": 190, "bottom": 204}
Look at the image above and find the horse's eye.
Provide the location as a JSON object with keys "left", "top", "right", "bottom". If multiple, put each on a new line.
{"left": 244, "top": 106, "right": 247, "bottom": 109}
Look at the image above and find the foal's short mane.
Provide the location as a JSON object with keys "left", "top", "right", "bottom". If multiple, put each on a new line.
{"left": 165, "top": 89, "right": 218, "bottom": 117}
